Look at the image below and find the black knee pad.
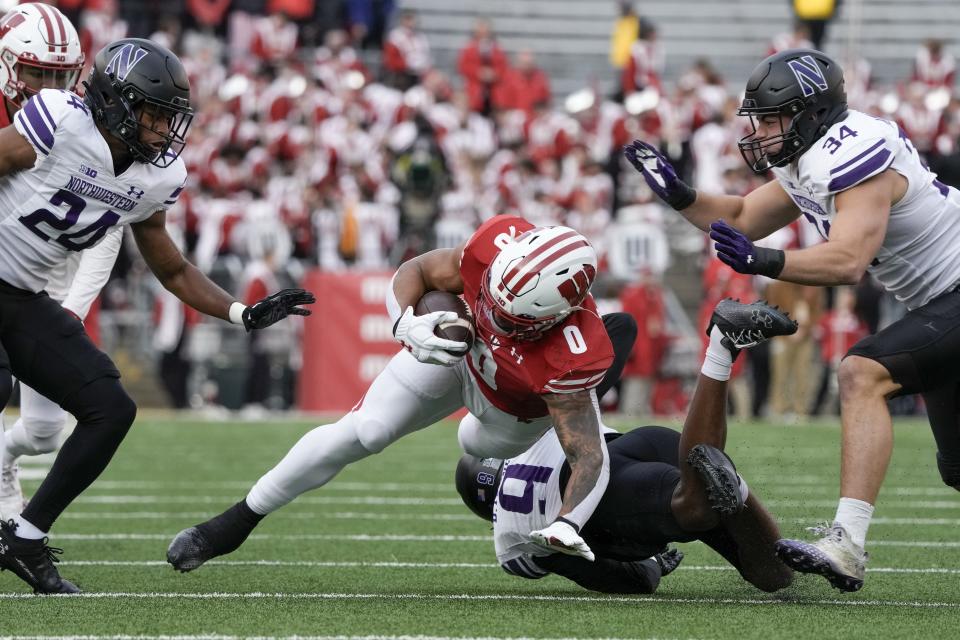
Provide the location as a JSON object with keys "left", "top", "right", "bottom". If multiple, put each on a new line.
{"left": 62, "top": 377, "right": 137, "bottom": 435}
{"left": 936, "top": 451, "right": 960, "bottom": 490}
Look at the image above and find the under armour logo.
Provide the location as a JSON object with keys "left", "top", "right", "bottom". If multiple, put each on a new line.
{"left": 510, "top": 347, "right": 524, "bottom": 365}
{"left": 127, "top": 186, "right": 145, "bottom": 199}
{"left": 0, "top": 542, "right": 7, "bottom": 555}
{"left": 746, "top": 255, "right": 754, "bottom": 264}
{"left": 751, "top": 309, "right": 773, "bottom": 328}
{"left": 924, "top": 321, "right": 938, "bottom": 333}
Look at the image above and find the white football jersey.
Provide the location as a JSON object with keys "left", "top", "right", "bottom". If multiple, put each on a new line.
{"left": 771, "top": 110, "right": 960, "bottom": 310}
{"left": 493, "top": 424, "right": 615, "bottom": 576}
{"left": 0, "top": 89, "right": 186, "bottom": 292}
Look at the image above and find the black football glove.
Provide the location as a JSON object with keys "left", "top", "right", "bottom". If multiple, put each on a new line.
{"left": 654, "top": 547, "right": 684, "bottom": 577}
{"left": 242, "top": 288, "right": 315, "bottom": 331}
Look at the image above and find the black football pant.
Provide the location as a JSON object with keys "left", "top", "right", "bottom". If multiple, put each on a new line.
{"left": 597, "top": 312, "right": 638, "bottom": 403}
{"left": 0, "top": 279, "right": 136, "bottom": 531}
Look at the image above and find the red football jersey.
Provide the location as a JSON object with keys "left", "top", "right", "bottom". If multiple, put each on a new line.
{"left": 460, "top": 215, "right": 614, "bottom": 420}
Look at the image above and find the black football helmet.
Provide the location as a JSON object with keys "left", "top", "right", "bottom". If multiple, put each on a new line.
{"left": 83, "top": 38, "right": 193, "bottom": 168}
{"left": 737, "top": 48, "right": 847, "bottom": 173}
{"left": 454, "top": 454, "right": 504, "bottom": 522}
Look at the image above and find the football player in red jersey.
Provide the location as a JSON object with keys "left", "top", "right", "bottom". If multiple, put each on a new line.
{"left": 168, "top": 215, "right": 656, "bottom": 570}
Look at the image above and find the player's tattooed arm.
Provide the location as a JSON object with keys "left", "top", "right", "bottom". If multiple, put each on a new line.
{"left": 391, "top": 239, "right": 467, "bottom": 311}
{"left": 132, "top": 209, "right": 235, "bottom": 321}
{"left": 0, "top": 124, "right": 39, "bottom": 176}
{"left": 543, "top": 390, "right": 608, "bottom": 526}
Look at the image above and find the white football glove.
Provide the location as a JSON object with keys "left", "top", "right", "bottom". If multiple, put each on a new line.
{"left": 393, "top": 306, "right": 469, "bottom": 366}
{"left": 529, "top": 520, "right": 595, "bottom": 561}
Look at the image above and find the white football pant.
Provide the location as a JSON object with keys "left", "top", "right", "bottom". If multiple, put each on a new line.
{"left": 246, "top": 348, "right": 554, "bottom": 514}
{"left": 2, "top": 382, "right": 67, "bottom": 464}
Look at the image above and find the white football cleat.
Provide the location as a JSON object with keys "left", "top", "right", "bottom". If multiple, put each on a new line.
{"left": 775, "top": 523, "right": 868, "bottom": 592}
{"left": 0, "top": 460, "right": 25, "bottom": 520}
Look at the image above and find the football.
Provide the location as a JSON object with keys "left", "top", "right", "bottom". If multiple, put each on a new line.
{"left": 414, "top": 290, "right": 475, "bottom": 353}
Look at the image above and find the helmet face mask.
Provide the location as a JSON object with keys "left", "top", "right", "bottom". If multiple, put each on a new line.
{"left": 84, "top": 38, "right": 193, "bottom": 168}
{"left": 737, "top": 98, "right": 806, "bottom": 172}
{"left": 737, "top": 49, "right": 847, "bottom": 174}
{"left": 477, "top": 270, "right": 566, "bottom": 342}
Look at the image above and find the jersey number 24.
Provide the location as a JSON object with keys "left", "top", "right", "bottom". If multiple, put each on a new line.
{"left": 19, "top": 188, "right": 119, "bottom": 251}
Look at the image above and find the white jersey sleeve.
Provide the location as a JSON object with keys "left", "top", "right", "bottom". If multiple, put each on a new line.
{"left": 60, "top": 226, "right": 122, "bottom": 319}
{"left": 13, "top": 90, "right": 79, "bottom": 165}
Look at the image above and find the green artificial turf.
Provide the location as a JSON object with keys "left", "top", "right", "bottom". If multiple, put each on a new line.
{"left": 1, "top": 413, "right": 956, "bottom": 640}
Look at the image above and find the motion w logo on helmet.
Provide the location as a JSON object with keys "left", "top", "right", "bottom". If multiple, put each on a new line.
{"left": 104, "top": 43, "right": 148, "bottom": 81}
{"left": 787, "top": 55, "right": 829, "bottom": 97}
{"left": 556, "top": 264, "right": 596, "bottom": 307}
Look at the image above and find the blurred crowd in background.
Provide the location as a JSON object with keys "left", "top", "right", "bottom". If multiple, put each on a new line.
{"left": 25, "top": 0, "right": 960, "bottom": 419}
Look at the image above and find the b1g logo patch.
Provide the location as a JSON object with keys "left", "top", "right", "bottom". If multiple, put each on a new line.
{"left": 787, "top": 55, "right": 828, "bottom": 97}
{"left": 104, "top": 43, "right": 148, "bottom": 81}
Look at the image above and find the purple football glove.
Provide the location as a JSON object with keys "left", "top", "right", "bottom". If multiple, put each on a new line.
{"left": 709, "top": 220, "right": 785, "bottom": 278}
{"left": 623, "top": 140, "right": 696, "bottom": 210}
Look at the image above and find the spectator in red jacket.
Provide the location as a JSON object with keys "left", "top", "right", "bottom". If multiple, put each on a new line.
{"left": 913, "top": 39, "right": 956, "bottom": 88}
{"left": 457, "top": 18, "right": 509, "bottom": 115}
{"left": 493, "top": 49, "right": 550, "bottom": 114}
{"left": 383, "top": 9, "right": 432, "bottom": 90}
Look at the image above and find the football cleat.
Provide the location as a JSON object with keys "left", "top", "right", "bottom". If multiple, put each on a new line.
{"left": 0, "top": 519, "right": 80, "bottom": 594}
{"left": 708, "top": 298, "right": 798, "bottom": 356}
{"left": 167, "top": 500, "right": 262, "bottom": 572}
{"left": 0, "top": 461, "right": 25, "bottom": 520}
{"left": 166, "top": 525, "right": 217, "bottom": 573}
{"left": 936, "top": 451, "right": 960, "bottom": 490}
{"left": 686, "top": 444, "right": 745, "bottom": 515}
{"left": 774, "top": 523, "right": 867, "bottom": 592}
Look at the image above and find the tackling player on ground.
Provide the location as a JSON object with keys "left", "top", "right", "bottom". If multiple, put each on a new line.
{"left": 0, "top": 38, "right": 313, "bottom": 594}
{"left": 0, "top": 3, "right": 122, "bottom": 522}
{"left": 168, "top": 215, "right": 624, "bottom": 571}
{"left": 625, "top": 48, "right": 960, "bottom": 592}
{"left": 457, "top": 298, "right": 797, "bottom": 593}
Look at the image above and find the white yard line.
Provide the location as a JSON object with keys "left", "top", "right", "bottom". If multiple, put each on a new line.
{"left": 46, "top": 532, "right": 960, "bottom": 546}
{"left": 58, "top": 512, "right": 478, "bottom": 522}
{"left": 0, "top": 592, "right": 956, "bottom": 608}
{"left": 54, "top": 560, "right": 960, "bottom": 575}
{"left": 0, "top": 636, "right": 691, "bottom": 640}
{"left": 65, "top": 495, "right": 960, "bottom": 510}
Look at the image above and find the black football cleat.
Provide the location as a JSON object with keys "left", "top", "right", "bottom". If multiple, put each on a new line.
{"left": 686, "top": 444, "right": 744, "bottom": 515}
{"left": 707, "top": 298, "right": 798, "bottom": 357}
{"left": 167, "top": 525, "right": 217, "bottom": 573}
{"left": 167, "top": 500, "right": 263, "bottom": 572}
{"left": 0, "top": 519, "right": 80, "bottom": 594}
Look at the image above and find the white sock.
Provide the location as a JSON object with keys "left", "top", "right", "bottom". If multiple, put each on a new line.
{"left": 834, "top": 497, "right": 874, "bottom": 548}
{"left": 700, "top": 326, "right": 734, "bottom": 381}
{"left": 12, "top": 514, "right": 47, "bottom": 540}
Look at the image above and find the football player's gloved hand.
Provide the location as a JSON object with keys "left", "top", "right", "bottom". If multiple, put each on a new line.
{"left": 393, "top": 306, "right": 469, "bottom": 366}
{"left": 654, "top": 547, "right": 684, "bottom": 577}
{"left": 243, "top": 288, "right": 316, "bottom": 331}
{"left": 709, "top": 220, "right": 785, "bottom": 278}
{"left": 529, "top": 520, "right": 595, "bottom": 561}
{"left": 623, "top": 140, "right": 697, "bottom": 210}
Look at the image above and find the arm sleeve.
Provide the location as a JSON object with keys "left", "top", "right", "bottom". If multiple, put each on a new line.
{"left": 531, "top": 554, "right": 662, "bottom": 594}
{"left": 60, "top": 226, "right": 122, "bottom": 320}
